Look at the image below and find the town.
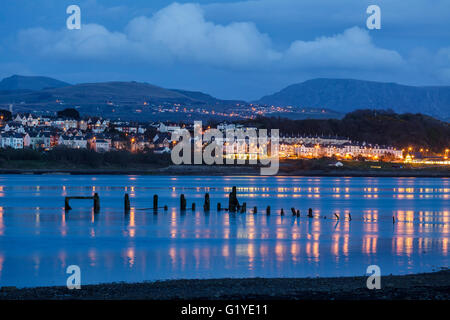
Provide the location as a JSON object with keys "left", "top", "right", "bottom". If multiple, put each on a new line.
{"left": 0, "top": 109, "right": 430, "bottom": 165}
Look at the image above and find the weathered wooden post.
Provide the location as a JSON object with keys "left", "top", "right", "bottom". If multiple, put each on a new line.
{"left": 296, "top": 210, "right": 300, "bottom": 217}
{"left": 334, "top": 213, "right": 339, "bottom": 220}
{"left": 228, "top": 186, "right": 239, "bottom": 212}
{"left": 124, "top": 194, "right": 130, "bottom": 213}
{"left": 266, "top": 206, "right": 271, "bottom": 216}
{"left": 308, "top": 208, "right": 313, "bottom": 218}
{"left": 65, "top": 198, "right": 72, "bottom": 211}
{"left": 240, "top": 202, "right": 246, "bottom": 214}
{"left": 164, "top": 205, "right": 168, "bottom": 211}
{"left": 253, "top": 206, "right": 257, "bottom": 214}
{"left": 93, "top": 193, "right": 100, "bottom": 213}
{"left": 180, "top": 194, "right": 187, "bottom": 211}
{"left": 203, "top": 193, "right": 210, "bottom": 211}
{"left": 153, "top": 195, "right": 158, "bottom": 209}
{"left": 280, "top": 208, "right": 284, "bottom": 216}
{"left": 348, "top": 213, "right": 352, "bottom": 221}
{"left": 291, "top": 208, "right": 296, "bottom": 216}
{"left": 217, "top": 203, "right": 222, "bottom": 211}
{"left": 192, "top": 202, "right": 196, "bottom": 211}
{"left": 393, "top": 216, "right": 396, "bottom": 224}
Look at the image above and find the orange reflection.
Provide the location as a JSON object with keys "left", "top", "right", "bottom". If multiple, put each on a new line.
{"left": 0, "top": 206, "right": 4, "bottom": 236}
{"left": 129, "top": 208, "right": 136, "bottom": 238}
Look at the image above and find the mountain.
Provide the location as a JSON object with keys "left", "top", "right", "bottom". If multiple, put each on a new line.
{"left": 171, "top": 89, "right": 246, "bottom": 106}
{"left": 256, "top": 79, "right": 450, "bottom": 120}
{"left": 0, "top": 79, "right": 248, "bottom": 108}
{"left": 0, "top": 75, "right": 70, "bottom": 91}
{"left": 0, "top": 81, "right": 209, "bottom": 105}
{"left": 171, "top": 89, "right": 219, "bottom": 104}
{"left": 40, "top": 81, "right": 192, "bottom": 104}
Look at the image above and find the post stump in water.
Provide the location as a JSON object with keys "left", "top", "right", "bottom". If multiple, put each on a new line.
{"left": 228, "top": 186, "right": 239, "bottom": 212}
{"left": 204, "top": 193, "right": 210, "bottom": 211}
{"left": 124, "top": 194, "right": 130, "bottom": 213}
{"left": 93, "top": 193, "right": 100, "bottom": 213}
{"left": 153, "top": 195, "right": 158, "bottom": 210}
{"left": 180, "top": 194, "right": 187, "bottom": 211}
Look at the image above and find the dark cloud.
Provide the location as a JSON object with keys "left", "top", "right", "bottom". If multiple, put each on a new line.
{"left": 4, "top": 1, "right": 450, "bottom": 99}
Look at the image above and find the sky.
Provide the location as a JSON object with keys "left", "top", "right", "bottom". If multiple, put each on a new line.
{"left": 0, "top": 0, "right": 449, "bottom": 100}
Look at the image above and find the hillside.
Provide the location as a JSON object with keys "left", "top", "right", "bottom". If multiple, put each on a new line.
{"left": 0, "top": 79, "right": 239, "bottom": 107}
{"left": 0, "top": 75, "right": 70, "bottom": 91}
{"left": 256, "top": 79, "right": 450, "bottom": 120}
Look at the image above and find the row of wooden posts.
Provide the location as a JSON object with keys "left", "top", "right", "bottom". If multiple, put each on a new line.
{"left": 64, "top": 187, "right": 394, "bottom": 223}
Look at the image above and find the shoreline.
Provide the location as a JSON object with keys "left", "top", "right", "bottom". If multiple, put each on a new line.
{"left": 1, "top": 269, "right": 449, "bottom": 300}
{"left": 0, "top": 165, "right": 449, "bottom": 177}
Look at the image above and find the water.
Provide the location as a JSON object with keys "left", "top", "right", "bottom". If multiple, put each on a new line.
{"left": 0, "top": 175, "right": 448, "bottom": 287}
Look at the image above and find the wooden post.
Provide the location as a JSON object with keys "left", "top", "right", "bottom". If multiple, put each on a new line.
{"left": 180, "top": 194, "right": 186, "bottom": 211}
{"left": 308, "top": 208, "right": 313, "bottom": 218}
{"left": 217, "top": 202, "right": 222, "bottom": 211}
{"left": 124, "top": 194, "right": 130, "bottom": 213}
{"left": 334, "top": 213, "right": 339, "bottom": 220}
{"left": 349, "top": 213, "right": 352, "bottom": 221}
{"left": 93, "top": 193, "right": 100, "bottom": 213}
{"left": 266, "top": 206, "right": 271, "bottom": 216}
{"left": 296, "top": 210, "right": 300, "bottom": 217}
{"left": 291, "top": 208, "right": 296, "bottom": 216}
{"left": 253, "top": 206, "right": 257, "bottom": 214}
{"left": 240, "top": 202, "right": 246, "bottom": 214}
{"left": 203, "top": 193, "right": 210, "bottom": 211}
{"left": 393, "top": 216, "right": 396, "bottom": 224}
{"left": 164, "top": 205, "right": 168, "bottom": 211}
{"left": 65, "top": 198, "right": 72, "bottom": 211}
{"left": 192, "top": 202, "right": 196, "bottom": 211}
{"left": 280, "top": 208, "right": 284, "bottom": 216}
{"left": 153, "top": 195, "right": 158, "bottom": 209}
{"left": 228, "top": 186, "right": 239, "bottom": 212}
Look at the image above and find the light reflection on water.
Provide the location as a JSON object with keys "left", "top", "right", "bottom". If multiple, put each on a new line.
{"left": 0, "top": 175, "right": 448, "bottom": 287}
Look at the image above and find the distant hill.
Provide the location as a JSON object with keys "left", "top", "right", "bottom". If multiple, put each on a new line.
{"left": 171, "top": 89, "right": 246, "bottom": 106}
{"left": 171, "top": 89, "right": 219, "bottom": 104}
{"left": 42, "top": 81, "right": 192, "bottom": 104}
{"left": 256, "top": 79, "right": 450, "bottom": 120}
{"left": 0, "top": 80, "right": 234, "bottom": 106}
{"left": 0, "top": 75, "right": 70, "bottom": 91}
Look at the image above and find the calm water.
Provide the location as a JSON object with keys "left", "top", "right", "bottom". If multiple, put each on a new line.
{"left": 0, "top": 175, "right": 449, "bottom": 287}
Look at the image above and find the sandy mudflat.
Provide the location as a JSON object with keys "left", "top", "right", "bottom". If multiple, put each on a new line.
{"left": 1, "top": 270, "right": 449, "bottom": 300}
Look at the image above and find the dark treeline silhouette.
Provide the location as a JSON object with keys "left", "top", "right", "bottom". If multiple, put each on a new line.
{"left": 57, "top": 108, "right": 80, "bottom": 120}
{"left": 0, "top": 147, "right": 171, "bottom": 168}
{"left": 240, "top": 110, "right": 450, "bottom": 152}
{"left": 0, "top": 109, "right": 12, "bottom": 121}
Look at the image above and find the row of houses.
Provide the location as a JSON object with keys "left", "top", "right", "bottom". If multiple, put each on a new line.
{"left": 278, "top": 142, "right": 403, "bottom": 159}
{"left": 1, "top": 113, "right": 175, "bottom": 153}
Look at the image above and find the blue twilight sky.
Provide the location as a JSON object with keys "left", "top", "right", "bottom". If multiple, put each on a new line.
{"left": 0, "top": 0, "right": 449, "bottom": 100}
